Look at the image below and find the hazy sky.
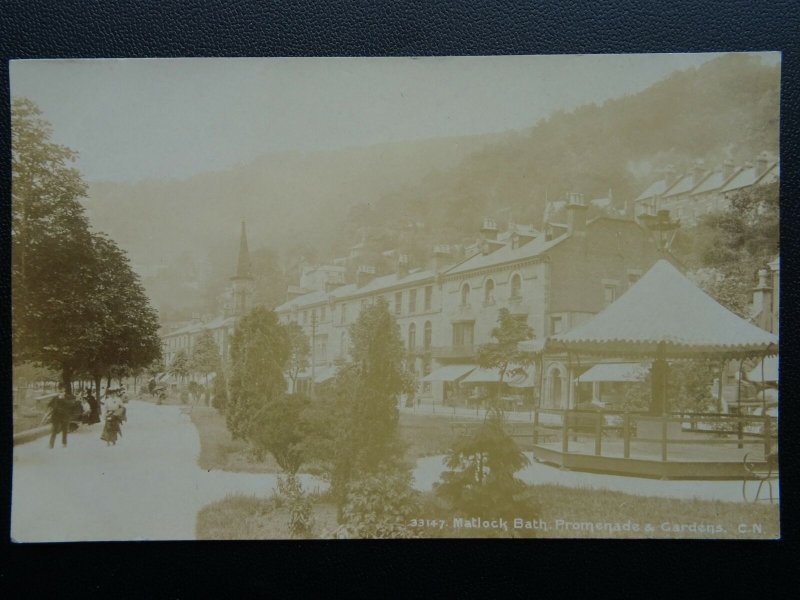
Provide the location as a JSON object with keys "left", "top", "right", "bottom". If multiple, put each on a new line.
{"left": 11, "top": 53, "right": 778, "bottom": 183}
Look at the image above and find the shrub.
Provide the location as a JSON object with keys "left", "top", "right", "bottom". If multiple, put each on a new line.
{"left": 276, "top": 474, "right": 314, "bottom": 538}
{"left": 341, "top": 470, "right": 420, "bottom": 539}
{"left": 435, "top": 408, "right": 530, "bottom": 521}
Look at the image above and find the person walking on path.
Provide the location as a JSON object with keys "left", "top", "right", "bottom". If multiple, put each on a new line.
{"left": 48, "top": 393, "right": 75, "bottom": 449}
{"left": 100, "top": 394, "right": 127, "bottom": 446}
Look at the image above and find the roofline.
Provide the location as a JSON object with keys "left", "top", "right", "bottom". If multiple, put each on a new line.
{"left": 276, "top": 272, "right": 437, "bottom": 312}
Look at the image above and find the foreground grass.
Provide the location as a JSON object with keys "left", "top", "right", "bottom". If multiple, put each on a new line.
{"left": 197, "top": 494, "right": 339, "bottom": 540}
{"left": 190, "top": 406, "right": 281, "bottom": 473}
{"left": 195, "top": 484, "right": 779, "bottom": 540}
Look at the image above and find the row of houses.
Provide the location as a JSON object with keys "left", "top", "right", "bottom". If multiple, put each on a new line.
{"left": 634, "top": 151, "right": 779, "bottom": 225}
{"left": 161, "top": 159, "right": 779, "bottom": 409}
{"left": 273, "top": 193, "right": 668, "bottom": 408}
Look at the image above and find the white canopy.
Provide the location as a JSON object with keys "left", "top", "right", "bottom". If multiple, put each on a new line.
{"left": 549, "top": 260, "right": 778, "bottom": 359}
{"left": 421, "top": 364, "right": 476, "bottom": 382}
{"left": 578, "top": 362, "right": 648, "bottom": 383}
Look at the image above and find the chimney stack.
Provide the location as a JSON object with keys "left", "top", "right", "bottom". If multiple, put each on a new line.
{"left": 480, "top": 217, "right": 498, "bottom": 241}
{"left": 431, "top": 244, "right": 452, "bottom": 274}
{"left": 356, "top": 265, "right": 376, "bottom": 288}
{"left": 566, "top": 192, "right": 588, "bottom": 236}
{"left": 396, "top": 254, "right": 410, "bottom": 278}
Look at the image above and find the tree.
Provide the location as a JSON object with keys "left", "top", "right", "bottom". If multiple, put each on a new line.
{"left": 169, "top": 349, "right": 191, "bottom": 384}
{"left": 81, "top": 233, "right": 162, "bottom": 419}
{"left": 677, "top": 182, "right": 778, "bottom": 315}
{"left": 435, "top": 408, "right": 530, "bottom": 523}
{"left": 284, "top": 322, "right": 310, "bottom": 394}
{"left": 225, "top": 306, "right": 290, "bottom": 441}
{"left": 190, "top": 330, "right": 221, "bottom": 391}
{"left": 477, "top": 308, "right": 534, "bottom": 406}
{"left": 328, "top": 298, "right": 415, "bottom": 514}
{"left": 12, "top": 99, "right": 162, "bottom": 405}
{"left": 212, "top": 360, "right": 229, "bottom": 413}
{"left": 12, "top": 98, "right": 97, "bottom": 394}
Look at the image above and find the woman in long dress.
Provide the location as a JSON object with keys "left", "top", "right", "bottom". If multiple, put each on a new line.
{"left": 101, "top": 394, "right": 126, "bottom": 446}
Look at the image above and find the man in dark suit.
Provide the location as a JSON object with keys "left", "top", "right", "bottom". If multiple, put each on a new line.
{"left": 48, "top": 393, "right": 75, "bottom": 449}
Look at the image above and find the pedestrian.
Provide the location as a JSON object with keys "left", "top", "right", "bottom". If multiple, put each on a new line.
{"left": 48, "top": 393, "right": 74, "bottom": 449}
{"left": 100, "top": 394, "right": 126, "bottom": 446}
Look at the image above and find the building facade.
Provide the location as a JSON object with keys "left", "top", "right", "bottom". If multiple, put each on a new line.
{"left": 275, "top": 193, "right": 663, "bottom": 408}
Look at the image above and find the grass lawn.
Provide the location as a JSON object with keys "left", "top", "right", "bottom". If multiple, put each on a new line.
{"left": 196, "top": 494, "right": 339, "bottom": 540}
{"left": 195, "top": 484, "right": 779, "bottom": 540}
{"left": 190, "top": 406, "right": 282, "bottom": 473}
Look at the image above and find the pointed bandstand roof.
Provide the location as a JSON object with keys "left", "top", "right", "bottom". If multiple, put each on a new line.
{"left": 231, "top": 221, "right": 253, "bottom": 280}
{"left": 547, "top": 260, "right": 778, "bottom": 359}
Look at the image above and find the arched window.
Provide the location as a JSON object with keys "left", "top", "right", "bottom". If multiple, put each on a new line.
{"left": 408, "top": 323, "right": 416, "bottom": 351}
{"left": 423, "top": 321, "right": 432, "bottom": 350}
{"left": 484, "top": 278, "right": 495, "bottom": 304}
{"left": 510, "top": 273, "right": 522, "bottom": 299}
{"left": 461, "top": 282, "right": 470, "bottom": 306}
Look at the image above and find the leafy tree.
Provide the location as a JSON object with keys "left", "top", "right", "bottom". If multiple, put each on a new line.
{"left": 12, "top": 99, "right": 162, "bottom": 404}
{"left": 284, "top": 322, "right": 310, "bottom": 394}
{"left": 11, "top": 97, "right": 96, "bottom": 394}
{"left": 212, "top": 361, "right": 229, "bottom": 413}
{"left": 82, "top": 233, "right": 161, "bottom": 418}
{"left": 328, "top": 298, "right": 415, "bottom": 514}
{"left": 225, "top": 306, "right": 290, "bottom": 442}
{"left": 190, "top": 330, "right": 221, "bottom": 390}
{"left": 477, "top": 308, "right": 534, "bottom": 406}
{"left": 435, "top": 408, "right": 530, "bottom": 521}
{"left": 249, "top": 393, "right": 308, "bottom": 474}
{"left": 677, "top": 181, "right": 778, "bottom": 315}
{"left": 169, "top": 349, "right": 191, "bottom": 384}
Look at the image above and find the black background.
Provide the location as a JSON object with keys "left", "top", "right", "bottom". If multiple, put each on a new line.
{"left": 1, "top": 0, "right": 798, "bottom": 595}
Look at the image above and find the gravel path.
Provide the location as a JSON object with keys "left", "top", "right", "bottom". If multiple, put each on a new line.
{"left": 11, "top": 400, "right": 325, "bottom": 542}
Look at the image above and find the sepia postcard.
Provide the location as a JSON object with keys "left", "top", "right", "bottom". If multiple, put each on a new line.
{"left": 10, "top": 53, "right": 780, "bottom": 542}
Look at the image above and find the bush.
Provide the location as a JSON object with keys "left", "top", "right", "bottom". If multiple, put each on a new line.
{"left": 341, "top": 470, "right": 420, "bottom": 539}
{"left": 435, "top": 408, "right": 530, "bottom": 521}
{"left": 276, "top": 474, "right": 315, "bottom": 538}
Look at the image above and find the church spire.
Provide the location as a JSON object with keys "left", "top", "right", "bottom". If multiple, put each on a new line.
{"left": 232, "top": 220, "right": 253, "bottom": 281}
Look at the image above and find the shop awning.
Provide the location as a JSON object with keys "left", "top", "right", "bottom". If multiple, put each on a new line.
{"left": 577, "top": 363, "right": 648, "bottom": 383}
{"left": 421, "top": 364, "right": 476, "bottom": 382}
